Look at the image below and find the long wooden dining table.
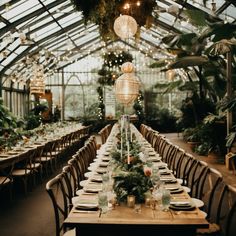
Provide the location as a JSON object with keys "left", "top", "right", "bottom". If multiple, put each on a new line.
{"left": 0, "top": 124, "right": 88, "bottom": 169}
{"left": 64, "top": 124, "right": 209, "bottom": 236}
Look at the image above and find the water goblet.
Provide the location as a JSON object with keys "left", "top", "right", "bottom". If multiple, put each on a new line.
{"left": 162, "top": 188, "right": 171, "bottom": 211}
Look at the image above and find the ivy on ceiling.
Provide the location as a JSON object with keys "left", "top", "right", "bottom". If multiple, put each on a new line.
{"left": 71, "top": 0, "right": 157, "bottom": 41}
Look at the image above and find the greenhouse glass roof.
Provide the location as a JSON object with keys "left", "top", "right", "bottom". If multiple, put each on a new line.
{"left": 0, "top": 0, "right": 235, "bottom": 85}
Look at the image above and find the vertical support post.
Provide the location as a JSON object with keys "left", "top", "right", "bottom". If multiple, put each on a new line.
{"left": 0, "top": 76, "right": 2, "bottom": 98}
{"left": 61, "top": 69, "right": 65, "bottom": 121}
{"left": 226, "top": 51, "right": 232, "bottom": 135}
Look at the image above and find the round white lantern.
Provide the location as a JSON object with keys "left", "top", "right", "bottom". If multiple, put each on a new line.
{"left": 115, "top": 73, "right": 140, "bottom": 105}
{"left": 113, "top": 15, "right": 138, "bottom": 39}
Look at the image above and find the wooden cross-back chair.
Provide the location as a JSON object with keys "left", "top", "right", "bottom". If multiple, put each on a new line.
{"left": 46, "top": 173, "right": 75, "bottom": 236}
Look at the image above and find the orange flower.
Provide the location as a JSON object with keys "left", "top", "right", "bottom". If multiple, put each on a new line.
{"left": 144, "top": 166, "right": 152, "bottom": 177}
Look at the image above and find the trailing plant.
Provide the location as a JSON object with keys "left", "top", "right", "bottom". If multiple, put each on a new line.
{"left": 71, "top": 0, "right": 157, "bottom": 41}
{"left": 133, "top": 92, "right": 145, "bottom": 128}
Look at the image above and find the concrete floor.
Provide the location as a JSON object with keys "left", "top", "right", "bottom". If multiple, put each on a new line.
{"left": 0, "top": 133, "right": 235, "bottom": 236}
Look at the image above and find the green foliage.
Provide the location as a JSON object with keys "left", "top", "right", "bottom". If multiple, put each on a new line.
{"left": 112, "top": 139, "right": 152, "bottom": 203}
{"left": 149, "top": 59, "right": 168, "bottom": 68}
{"left": 183, "top": 9, "right": 207, "bottom": 27}
{"left": 183, "top": 116, "right": 227, "bottom": 156}
{"left": 0, "top": 98, "right": 25, "bottom": 149}
{"left": 103, "top": 51, "right": 133, "bottom": 68}
{"left": 133, "top": 92, "right": 145, "bottom": 127}
{"left": 71, "top": 0, "right": 157, "bottom": 41}
{"left": 24, "top": 112, "right": 42, "bottom": 130}
{"left": 178, "top": 93, "right": 216, "bottom": 129}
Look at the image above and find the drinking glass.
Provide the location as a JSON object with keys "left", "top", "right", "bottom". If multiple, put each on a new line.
{"left": 162, "top": 188, "right": 171, "bottom": 211}
{"left": 98, "top": 191, "right": 109, "bottom": 213}
{"left": 102, "top": 172, "right": 110, "bottom": 191}
{"left": 151, "top": 166, "right": 160, "bottom": 189}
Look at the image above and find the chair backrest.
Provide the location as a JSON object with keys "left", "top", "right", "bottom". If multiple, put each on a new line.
{"left": 46, "top": 173, "right": 71, "bottom": 236}
{"left": 69, "top": 155, "right": 85, "bottom": 182}
{"left": 167, "top": 146, "right": 184, "bottom": 176}
{"left": 206, "top": 182, "right": 236, "bottom": 236}
{"left": 201, "top": 167, "right": 223, "bottom": 220}
{"left": 177, "top": 152, "right": 194, "bottom": 186}
{"left": 62, "top": 165, "right": 76, "bottom": 202}
{"left": 67, "top": 158, "right": 83, "bottom": 189}
{"left": 224, "top": 185, "right": 236, "bottom": 236}
{"left": 189, "top": 160, "right": 209, "bottom": 198}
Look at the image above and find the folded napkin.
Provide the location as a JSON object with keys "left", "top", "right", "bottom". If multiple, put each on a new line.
{"left": 75, "top": 203, "right": 99, "bottom": 211}
{"left": 0, "top": 154, "right": 9, "bottom": 158}
{"left": 165, "top": 186, "right": 180, "bottom": 190}
{"left": 99, "top": 162, "right": 109, "bottom": 167}
{"left": 161, "top": 178, "right": 177, "bottom": 183}
{"left": 91, "top": 175, "right": 103, "bottom": 182}
{"left": 170, "top": 201, "right": 192, "bottom": 207}
{"left": 102, "top": 157, "right": 110, "bottom": 162}
{"left": 84, "top": 183, "right": 102, "bottom": 193}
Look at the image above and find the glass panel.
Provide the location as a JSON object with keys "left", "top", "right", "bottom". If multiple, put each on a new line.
{"left": 35, "top": 23, "right": 60, "bottom": 40}
{"left": 187, "top": 0, "right": 225, "bottom": 12}
{"left": 1, "top": 52, "right": 19, "bottom": 66}
{"left": 220, "top": 4, "right": 236, "bottom": 23}
{"left": 0, "top": 22, "right": 6, "bottom": 28}
{"left": 2, "top": 0, "right": 41, "bottom": 22}
{"left": 26, "top": 12, "right": 53, "bottom": 31}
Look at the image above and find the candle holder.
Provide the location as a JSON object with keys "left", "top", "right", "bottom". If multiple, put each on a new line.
{"left": 127, "top": 195, "right": 135, "bottom": 208}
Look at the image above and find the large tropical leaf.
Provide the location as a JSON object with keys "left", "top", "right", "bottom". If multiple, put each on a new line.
{"left": 183, "top": 9, "right": 207, "bottom": 27}
{"left": 200, "top": 22, "right": 236, "bottom": 42}
{"left": 167, "top": 56, "right": 209, "bottom": 69}
{"left": 149, "top": 59, "right": 168, "bottom": 68}
{"left": 167, "top": 48, "right": 188, "bottom": 57}
{"left": 162, "top": 80, "right": 184, "bottom": 94}
{"left": 206, "top": 39, "right": 236, "bottom": 55}
{"left": 178, "top": 81, "right": 198, "bottom": 92}
{"left": 162, "top": 33, "right": 197, "bottom": 48}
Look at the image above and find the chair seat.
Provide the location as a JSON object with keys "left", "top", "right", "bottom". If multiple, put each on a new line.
{"left": 12, "top": 169, "right": 31, "bottom": 176}
{"left": 64, "top": 228, "right": 75, "bottom": 236}
{"left": 197, "top": 222, "right": 220, "bottom": 235}
{"left": 0, "top": 176, "right": 11, "bottom": 185}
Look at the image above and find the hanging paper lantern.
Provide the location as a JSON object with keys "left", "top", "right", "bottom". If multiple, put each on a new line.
{"left": 113, "top": 15, "right": 138, "bottom": 39}
{"left": 121, "top": 62, "right": 135, "bottom": 73}
{"left": 115, "top": 62, "right": 140, "bottom": 105}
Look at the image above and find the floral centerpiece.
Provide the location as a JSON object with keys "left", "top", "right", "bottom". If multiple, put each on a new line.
{"left": 112, "top": 123, "right": 152, "bottom": 203}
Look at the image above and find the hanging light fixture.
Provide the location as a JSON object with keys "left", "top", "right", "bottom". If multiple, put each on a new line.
{"left": 115, "top": 62, "right": 140, "bottom": 105}
{"left": 113, "top": 15, "right": 138, "bottom": 39}
{"left": 30, "top": 64, "right": 45, "bottom": 95}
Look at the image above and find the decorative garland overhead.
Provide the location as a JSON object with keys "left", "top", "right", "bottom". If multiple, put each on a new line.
{"left": 71, "top": 0, "right": 157, "bottom": 41}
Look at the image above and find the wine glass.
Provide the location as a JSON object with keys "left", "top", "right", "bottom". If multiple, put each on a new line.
{"left": 151, "top": 166, "right": 161, "bottom": 189}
